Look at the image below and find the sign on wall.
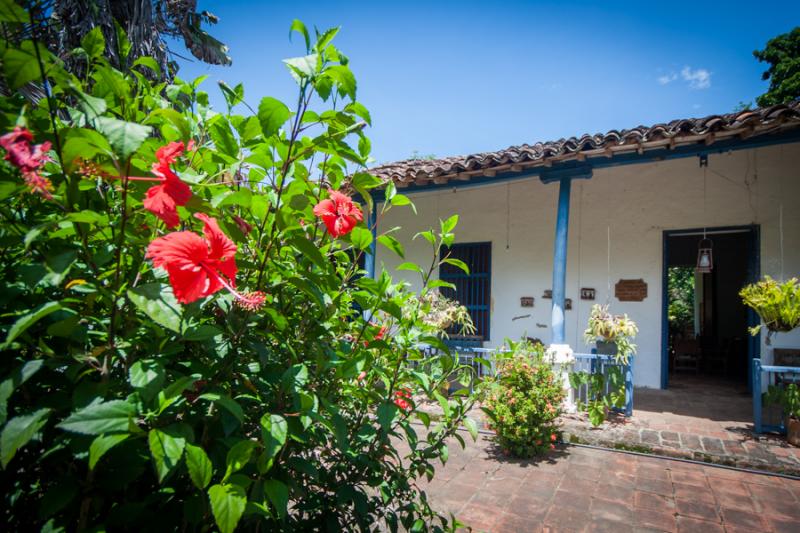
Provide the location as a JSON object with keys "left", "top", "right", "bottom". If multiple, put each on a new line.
{"left": 520, "top": 296, "right": 534, "bottom": 307}
{"left": 615, "top": 279, "right": 648, "bottom": 302}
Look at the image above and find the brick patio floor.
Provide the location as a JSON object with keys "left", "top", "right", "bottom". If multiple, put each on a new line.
{"left": 561, "top": 376, "right": 800, "bottom": 475}
{"left": 417, "top": 433, "right": 800, "bottom": 532}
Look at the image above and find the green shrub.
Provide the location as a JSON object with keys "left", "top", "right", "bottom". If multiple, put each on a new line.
{"left": 481, "top": 341, "right": 564, "bottom": 458}
{"left": 0, "top": 18, "right": 477, "bottom": 532}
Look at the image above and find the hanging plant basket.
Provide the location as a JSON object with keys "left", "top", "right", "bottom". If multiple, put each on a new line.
{"left": 740, "top": 277, "right": 800, "bottom": 341}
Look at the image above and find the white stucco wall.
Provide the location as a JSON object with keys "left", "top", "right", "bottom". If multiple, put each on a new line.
{"left": 375, "top": 142, "right": 800, "bottom": 388}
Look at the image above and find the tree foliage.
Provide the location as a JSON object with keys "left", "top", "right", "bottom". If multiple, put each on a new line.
{"left": 0, "top": 13, "right": 477, "bottom": 532}
{"left": 754, "top": 27, "right": 800, "bottom": 107}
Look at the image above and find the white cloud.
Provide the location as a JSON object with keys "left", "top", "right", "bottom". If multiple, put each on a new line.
{"left": 681, "top": 66, "right": 711, "bottom": 89}
{"left": 657, "top": 73, "right": 677, "bottom": 85}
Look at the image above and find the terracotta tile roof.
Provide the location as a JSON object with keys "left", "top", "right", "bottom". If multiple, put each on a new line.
{"left": 371, "top": 101, "right": 800, "bottom": 187}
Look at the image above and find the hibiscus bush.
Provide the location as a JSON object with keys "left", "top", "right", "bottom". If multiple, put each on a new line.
{"left": 481, "top": 341, "right": 564, "bottom": 458}
{"left": 0, "top": 16, "right": 478, "bottom": 532}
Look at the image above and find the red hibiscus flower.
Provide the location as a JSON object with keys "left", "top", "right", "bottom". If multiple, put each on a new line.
{"left": 0, "top": 127, "right": 53, "bottom": 199}
{"left": 312, "top": 190, "right": 363, "bottom": 238}
{"left": 142, "top": 141, "right": 192, "bottom": 228}
{"left": 146, "top": 213, "right": 264, "bottom": 308}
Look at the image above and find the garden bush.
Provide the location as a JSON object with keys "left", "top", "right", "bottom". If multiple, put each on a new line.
{"left": 481, "top": 341, "right": 564, "bottom": 458}
{"left": 0, "top": 14, "right": 479, "bottom": 532}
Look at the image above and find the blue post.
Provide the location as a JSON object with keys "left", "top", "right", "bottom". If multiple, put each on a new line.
{"left": 625, "top": 358, "right": 634, "bottom": 417}
{"left": 550, "top": 178, "right": 572, "bottom": 344}
{"left": 365, "top": 206, "right": 377, "bottom": 279}
{"left": 753, "top": 358, "right": 762, "bottom": 434}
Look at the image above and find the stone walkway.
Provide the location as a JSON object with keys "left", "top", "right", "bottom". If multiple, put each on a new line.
{"left": 561, "top": 378, "right": 800, "bottom": 475}
{"left": 418, "top": 433, "right": 800, "bottom": 532}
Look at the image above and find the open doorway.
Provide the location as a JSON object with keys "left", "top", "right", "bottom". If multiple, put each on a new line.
{"left": 661, "top": 226, "right": 760, "bottom": 391}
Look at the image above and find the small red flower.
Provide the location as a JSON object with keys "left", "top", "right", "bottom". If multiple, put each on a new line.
{"left": 143, "top": 141, "right": 192, "bottom": 228}
{"left": 550, "top": 433, "right": 557, "bottom": 442}
{"left": 375, "top": 324, "right": 388, "bottom": 341}
{"left": 357, "top": 371, "right": 367, "bottom": 382}
{"left": 146, "top": 213, "right": 264, "bottom": 309}
{"left": 312, "top": 190, "right": 363, "bottom": 238}
{"left": 0, "top": 127, "right": 53, "bottom": 199}
{"left": 393, "top": 398, "right": 411, "bottom": 410}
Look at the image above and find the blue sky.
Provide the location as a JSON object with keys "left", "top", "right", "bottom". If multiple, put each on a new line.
{"left": 175, "top": 1, "right": 799, "bottom": 166}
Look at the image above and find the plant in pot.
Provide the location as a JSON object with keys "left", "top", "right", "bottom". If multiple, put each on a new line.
{"left": 740, "top": 276, "right": 800, "bottom": 344}
{"left": 765, "top": 383, "right": 800, "bottom": 446}
{"left": 583, "top": 304, "right": 639, "bottom": 364}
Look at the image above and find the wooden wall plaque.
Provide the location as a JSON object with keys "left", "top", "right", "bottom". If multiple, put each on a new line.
{"left": 520, "top": 296, "right": 534, "bottom": 308}
{"left": 615, "top": 279, "right": 648, "bottom": 302}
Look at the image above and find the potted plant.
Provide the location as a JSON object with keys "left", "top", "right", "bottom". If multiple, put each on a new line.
{"left": 766, "top": 383, "right": 800, "bottom": 446}
{"left": 740, "top": 276, "right": 800, "bottom": 344}
{"left": 583, "top": 304, "right": 638, "bottom": 363}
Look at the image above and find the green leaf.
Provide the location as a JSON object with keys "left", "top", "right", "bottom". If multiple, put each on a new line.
{"left": 289, "top": 19, "right": 310, "bottom": 51}
{"left": 391, "top": 193, "right": 412, "bottom": 208}
{"left": 185, "top": 444, "right": 213, "bottom": 489}
{"left": 378, "top": 234, "right": 405, "bottom": 258}
{"left": 89, "top": 433, "right": 129, "bottom": 470}
{"left": 3, "top": 302, "right": 64, "bottom": 347}
{"left": 128, "top": 359, "right": 165, "bottom": 401}
{"left": 257, "top": 97, "right": 290, "bottom": 137}
{"left": 260, "top": 414, "right": 287, "bottom": 464}
{"left": 0, "top": 360, "right": 43, "bottom": 425}
{"left": 325, "top": 65, "right": 356, "bottom": 99}
{"left": 396, "top": 262, "right": 423, "bottom": 274}
{"left": 133, "top": 56, "right": 161, "bottom": 77}
{"left": 443, "top": 258, "right": 469, "bottom": 275}
{"left": 80, "top": 26, "right": 105, "bottom": 59}
{"left": 224, "top": 440, "right": 258, "bottom": 481}
{"left": 208, "top": 483, "right": 247, "bottom": 533}
{"left": 441, "top": 214, "right": 459, "bottom": 234}
{"left": 198, "top": 392, "right": 244, "bottom": 424}
{"left": 462, "top": 417, "right": 478, "bottom": 441}
{"left": 127, "top": 283, "right": 183, "bottom": 333}
{"left": 148, "top": 425, "right": 189, "bottom": 483}
{"left": 414, "top": 230, "right": 436, "bottom": 245}
{"left": 264, "top": 479, "right": 289, "bottom": 519}
{"left": 1, "top": 408, "right": 50, "bottom": 468}
{"left": 3, "top": 43, "right": 41, "bottom": 89}
{"left": 57, "top": 400, "right": 135, "bottom": 435}
{"left": 377, "top": 402, "right": 396, "bottom": 431}
{"left": 208, "top": 116, "right": 239, "bottom": 157}
{"left": 61, "top": 128, "right": 114, "bottom": 172}
{"left": 349, "top": 226, "right": 372, "bottom": 250}
{"left": 283, "top": 54, "right": 319, "bottom": 82}
{"left": 94, "top": 117, "right": 152, "bottom": 161}
{"left": 0, "top": 0, "right": 29, "bottom": 23}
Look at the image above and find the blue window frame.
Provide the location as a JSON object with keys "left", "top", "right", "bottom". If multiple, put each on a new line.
{"left": 439, "top": 242, "right": 491, "bottom": 340}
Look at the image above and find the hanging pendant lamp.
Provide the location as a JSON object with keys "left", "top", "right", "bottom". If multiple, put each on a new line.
{"left": 696, "top": 237, "right": 713, "bottom": 273}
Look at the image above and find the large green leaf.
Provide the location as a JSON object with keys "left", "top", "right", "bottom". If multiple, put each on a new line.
{"left": 3, "top": 42, "right": 41, "bottom": 89}
{"left": 148, "top": 426, "right": 188, "bottom": 482}
{"left": 378, "top": 234, "right": 404, "bottom": 259}
{"left": 349, "top": 226, "right": 372, "bottom": 251}
{"left": 127, "top": 283, "right": 183, "bottom": 333}
{"left": 325, "top": 65, "right": 356, "bottom": 99}
{"left": 258, "top": 97, "right": 290, "bottom": 137}
{"left": 95, "top": 117, "right": 151, "bottom": 161}
{"left": 283, "top": 53, "right": 319, "bottom": 81}
{"left": 0, "top": 360, "right": 43, "bottom": 425}
{"left": 185, "top": 444, "right": 213, "bottom": 489}
{"left": 208, "top": 116, "right": 239, "bottom": 157}
{"left": 0, "top": 408, "right": 51, "bottom": 468}
{"left": 3, "top": 302, "right": 64, "bottom": 348}
{"left": 0, "top": 0, "right": 29, "bottom": 23}
{"left": 89, "top": 433, "right": 129, "bottom": 470}
{"left": 80, "top": 26, "right": 105, "bottom": 59}
{"left": 208, "top": 483, "right": 247, "bottom": 533}
{"left": 223, "top": 440, "right": 258, "bottom": 481}
{"left": 260, "top": 414, "right": 287, "bottom": 465}
{"left": 61, "top": 128, "right": 114, "bottom": 171}
{"left": 264, "top": 479, "right": 289, "bottom": 519}
{"left": 57, "top": 400, "right": 135, "bottom": 435}
{"left": 129, "top": 359, "right": 165, "bottom": 401}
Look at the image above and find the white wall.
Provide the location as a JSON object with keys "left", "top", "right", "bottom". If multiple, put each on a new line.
{"left": 376, "top": 142, "right": 800, "bottom": 388}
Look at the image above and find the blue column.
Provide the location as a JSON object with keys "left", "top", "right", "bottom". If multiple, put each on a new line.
{"left": 550, "top": 178, "right": 572, "bottom": 344}
{"left": 365, "top": 205, "right": 377, "bottom": 279}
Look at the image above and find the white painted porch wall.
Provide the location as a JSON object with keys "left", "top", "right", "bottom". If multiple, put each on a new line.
{"left": 375, "top": 143, "right": 800, "bottom": 388}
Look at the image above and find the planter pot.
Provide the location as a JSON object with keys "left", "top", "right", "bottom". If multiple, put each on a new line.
{"left": 788, "top": 417, "right": 800, "bottom": 447}
{"left": 595, "top": 340, "right": 618, "bottom": 356}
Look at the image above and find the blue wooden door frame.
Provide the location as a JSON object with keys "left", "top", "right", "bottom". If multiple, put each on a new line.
{"left": 660, "top": 225, "right": 761, "bottom": 390}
